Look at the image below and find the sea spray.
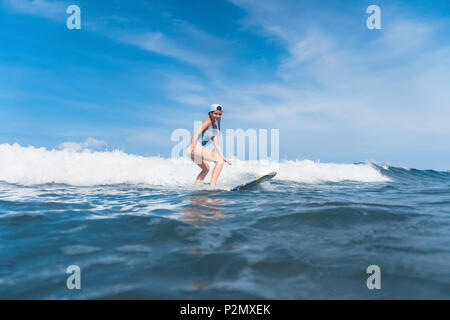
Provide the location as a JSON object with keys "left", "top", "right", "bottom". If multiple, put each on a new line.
{"left": 0, "top": 143, "right": 390, "bottom": 187}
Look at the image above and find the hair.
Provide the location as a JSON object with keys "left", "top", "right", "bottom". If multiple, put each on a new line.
{"left": 208, "top": 111, "right": 221, "bottom": 132}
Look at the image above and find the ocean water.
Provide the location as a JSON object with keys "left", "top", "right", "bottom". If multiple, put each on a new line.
{"left": 1, "top": 143, "right": 449, "bottom": 299}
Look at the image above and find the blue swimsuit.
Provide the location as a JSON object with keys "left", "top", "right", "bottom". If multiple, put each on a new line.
{"left": 198, "top": 124, "right": 216, "bottom": 146}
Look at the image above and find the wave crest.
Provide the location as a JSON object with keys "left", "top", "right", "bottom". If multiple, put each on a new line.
{"left": 0, "top": 143, "right": 390, "bottom": 186}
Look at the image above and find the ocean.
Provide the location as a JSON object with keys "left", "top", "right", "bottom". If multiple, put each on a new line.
{"left": 1, "top": 143, "right": 449, "bottom": 299}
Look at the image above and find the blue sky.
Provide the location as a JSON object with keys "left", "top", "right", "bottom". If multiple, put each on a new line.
{"left": 1, "top": 0, "right": 450, "bottom": 170}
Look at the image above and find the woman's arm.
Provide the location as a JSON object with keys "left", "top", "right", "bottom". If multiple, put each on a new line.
{"left": 212, "top": 136, "right": 224, "bottom": 158}
{"left": 212, "top": 136, "right": 232, "bottom": 165}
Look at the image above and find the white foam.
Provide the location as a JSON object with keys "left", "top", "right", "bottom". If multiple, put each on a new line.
{"left": 0, "top": 143, "right": 390, "bottom": 187}
{"left": 276, "top": 159, "right": 391, "bottom": 183}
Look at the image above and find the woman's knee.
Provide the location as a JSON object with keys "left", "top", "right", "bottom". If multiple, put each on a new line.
{"left": 202, "top": 163, "right": 210, "bottom": 173}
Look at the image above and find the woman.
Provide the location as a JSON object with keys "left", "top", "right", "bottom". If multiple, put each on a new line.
{"left": 186, "top": 104, "right": 232, "bottom": 187}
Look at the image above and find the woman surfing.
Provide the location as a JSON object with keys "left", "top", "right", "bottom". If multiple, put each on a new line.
{"left": 186, "top": 104, "right": 232, "bottom": 187}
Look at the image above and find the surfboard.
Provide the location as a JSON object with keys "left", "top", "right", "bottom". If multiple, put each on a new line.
{"left": 229, "top": 171, "right": 277, "bottom": 191}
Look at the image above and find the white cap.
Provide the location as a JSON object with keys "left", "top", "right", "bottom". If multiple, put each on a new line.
{"left": 210, "top": 104, "right": 222, "bottom": 112}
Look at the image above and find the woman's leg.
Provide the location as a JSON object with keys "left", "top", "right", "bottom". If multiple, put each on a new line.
{"left": 194, "top": 161, "right": 210, "bottom": 185}
{"left": 188, "top": 143, "right": 212, "bottom": 185}
{"left": 210, "top": 162, "right": 223, "bottom": 187}
{"left": 199, "top": 147, "right": 224, "bottom": 187}
{"left": 189, "top": 143, "right": 224, "bottom": 187}
{"left": 190, "top": 142, "right": 222, "bottom": 163}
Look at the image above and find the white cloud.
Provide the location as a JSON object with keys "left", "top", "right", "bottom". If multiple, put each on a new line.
{"left": 3, "top": 0, "right": 229, "bottom": 74}
{"left": 224, "top": 0, "right": 450, "bottom": 136}
{"left": 375, "top": 19, "right": 435, "bottom": 57}
{"left": 107, "top": 19, "right": 232, "bottom": 74}
{"left": 118, "top": 31, "right": 214, "bottom": 69}
{"left": 59, "top": 137, "right": 106, "bottom": 151}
